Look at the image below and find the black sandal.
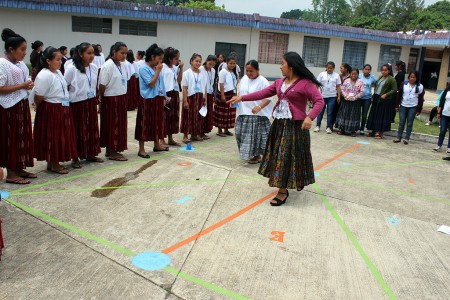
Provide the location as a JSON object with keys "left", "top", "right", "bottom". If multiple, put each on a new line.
{"left": 270, "top": 190, "right": 289, "bottom": 206}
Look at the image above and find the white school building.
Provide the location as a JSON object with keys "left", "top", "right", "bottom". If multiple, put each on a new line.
{"left": 1, "top": 0, "right": 449, "bottom": 91}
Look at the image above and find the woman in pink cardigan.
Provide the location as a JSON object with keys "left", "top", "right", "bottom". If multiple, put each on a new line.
{"left": 229, "top": 52, "right": 324, "bottom": 206}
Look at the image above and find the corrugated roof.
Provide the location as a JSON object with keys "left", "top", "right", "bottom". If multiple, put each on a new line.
{"left": 1, "top": 0, "right": 449, "bottom": 47}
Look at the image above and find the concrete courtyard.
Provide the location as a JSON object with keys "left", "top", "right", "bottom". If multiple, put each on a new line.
{"left": 0, "top": 109, "right": 449, "bottom": 300}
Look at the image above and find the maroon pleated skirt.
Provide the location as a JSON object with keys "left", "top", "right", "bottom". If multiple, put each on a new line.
{"left": 100, "top": 95, "right": 128, "bottom": 152}
{"left": 181, "top": 93, "right": 204, "bottom": 136}
{"left": 34, "top": 101, "right": 78, "bottom": 162}
{"left": 135, "top": 96, "right": 166, "bottom": 142}
{"left": 165, "top": 90, "right": 180, "bottom": 135}
{"left": 31, "top": 68, "right": 38, "bottom": 82}
{"left": 214, "top": 91, "right": 236, "bottom": 129}
{"left": 204, "top": 93, "right": 214, "bottom": 133}
{"left": 127, "top": 76, "right": 139, "bottom": 111}
{"left": 71, "top": 98, "right": 101, "bottom": 159}
{"left": 0, "top": 99, "right": 34, "bottom": 169}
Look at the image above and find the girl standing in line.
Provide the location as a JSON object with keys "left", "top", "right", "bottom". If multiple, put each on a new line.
{"left": 215, "top": 56, "right": 238, "bottom": 137}
{"left": 125, "top": 49, "right": 139, "bottom": 111}
{"left": 335, "top": 69, "right": 365, "bottom": 137}
{"left": 394, "top": 71, "right": 424, "bottom": 145}
{"left": 65, "top": 42, "right": 103, "bottom": 168}
{"left": 199, "top": 54, "right": 217, "bottom": 140}
{"left": 433, "top": 83, "right": 450, "bottom": 154}
{"left": 135, "top": 43, "right": 167, "bottom": 158}
{"left": 30, "top": 40, "right": 43, "bottom": 81}
{"left": 393, "top": 61, "right": 406, "bottom": 122}
{"left": 332, "top": 63, "right": 352, "bottom": 130}
{"left": 98, "top": 42, "right": 129, "bottom": 161}
{"left": 358, "top": 64, "right": 377, "bottom": 135}
{"left": 0, "top": 28, "right": 36, "bottom": 184}
{"left": 135, "top": 51, "right": 145, "bottom": 69}
{"left": 228, "top": 52, "right": 324, "bottom": 206}
{"left": 181, "top": 53, "right": 206, "bottom": 143}
{"left": 33, "top": 46, "right": 78, "bottom": 174}
{"left": 162, "top": 47, "right": 183, "bottom": 146}
{"left": 235, "top": 60, "right": 272, "bottom": 164}
{"left": 314, "top": 61, "right": 341, "bottom": 134}
{"left": 366, "top": 64, "right": 397, "bottom": 139}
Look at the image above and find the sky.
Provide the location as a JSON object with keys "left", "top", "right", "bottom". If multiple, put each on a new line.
{"left": 215, "top": 0, "right": 442, "bottom": 18}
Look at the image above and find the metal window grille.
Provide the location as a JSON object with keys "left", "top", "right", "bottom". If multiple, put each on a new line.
{"left": 302, "top": 36, "right": 330, "bottom": 68}
{"left": 407, "top": 48, "right": 420, "bottom": 73}
{"left": 342, "top": 40, "right": 367, "bottom": 70}
{"left": 378, "top": 45, "right": 402, "bottom": 71}
{"left": 72, "top": 16, "right": 112, "bottom": 34}
{"left": 258, "top": 32, "right": 289, "bottom": 64}
{"left": 119, "top": 19, "right": 157, "bottom": 37}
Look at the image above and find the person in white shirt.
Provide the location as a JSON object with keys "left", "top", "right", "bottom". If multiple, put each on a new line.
{"left": 135, "top": 50, "right": 145, "bottom": 69}
{"left": 161, "top": 47, "right": 183, "bottom": 146}
{"left": 215, "top": 56, "right": 238, "bottom": 137}
{"left": 433, "top": 83, "right": 450, "bottom": 154}
{"left": 125, "top": 49, "right": 139, "bottom": 111}
{"left": 0, "top": 28, "right": 36, "bottom": 184}
{"left": 235, "top": 60, "right": 272, "bottom": 164}
{"left": 93, "top": 44, "right": 105, "bottom": 68}
{"left": 98, "top": 42, "right": 129, "bottom": 161}
{"left": 314, "top": 61, "right": 341, "bottom": 133}
{"left": 181, "top": 53, "right": 207, "bottom": 144}
{"left": 33, "top": 46, "right": 78, "bottom": 174}
{"left": 394, "top": 71, "right": 424, "bottom": 144}
{"left": 64, "top": 42, "right": 103, "bottom": 168}
{"left": 199, "top": 55, "right": 217, "bottom": 139}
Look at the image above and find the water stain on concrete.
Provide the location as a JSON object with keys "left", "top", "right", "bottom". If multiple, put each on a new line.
{"left": 91, "top": 160, "right": 157, "bottom": 198}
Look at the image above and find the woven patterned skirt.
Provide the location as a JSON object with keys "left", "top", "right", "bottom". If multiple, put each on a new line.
{"left": 235, "top": 115, "right": 271, "bottom": 161}
{"left": 203, "top": 93, "right": 214, "bottom": 133}
{"left": 0, "top": 99, "right": 34, "bottom": 169}
{"left": 127, "top": 76, "right": 139, "bottom": 111}
{"left": 181, "top": 93, "right": 204, "bottom": 136}
{"left": 34, "top": 101, "right": 78, "bottom": 162}
{"left": 135, "top": 96, "right": 166, "bottom": 142}
{"left": 258, "top": 118, "right": 315, "bottom": 190}
{"left": 214, "top": 91, "right": 236, "bottom": 129}
{"left": 165, "top": 90, "right": 180, "bottom": 135}
{"left": 71, "top": 98, "right": 101, "bottom": 159}
{"left": 335, "top": 99, "right": 361, "bottom": 132}
{"left": 100, "top": 95, "right": 128, "bottom": 152}
{"left": 366, "top": 95, "right": 392, "bottom": 132}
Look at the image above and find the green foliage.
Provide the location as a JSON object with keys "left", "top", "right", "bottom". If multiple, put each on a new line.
{"left": 312, "top": 0, "right": 351, "bottom": 25}
{"left": 178, "top": 0, "right": 225, "bottom": 11}
{"left": 346, "top": 15, "right": 382, "bottom": 30}
{"left": 409, "top": 0, "right": 450, "bottom": 30}
{"left": 351, "top": 0, "right": 389, "bottom": 18}
{"left": 280, "top": 9, "right": 319, "bottom": 22}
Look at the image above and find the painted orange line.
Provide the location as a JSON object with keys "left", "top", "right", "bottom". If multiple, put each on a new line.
{"left": 314, "top": 143, "right": 361, "bottom": 171}
{"left": 163, "top": 143, "right": 361, "bottom": 254}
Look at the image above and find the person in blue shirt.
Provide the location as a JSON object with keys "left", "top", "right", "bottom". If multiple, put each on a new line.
{"left": 358, "top": 64, "right": 377, "bottom": 135}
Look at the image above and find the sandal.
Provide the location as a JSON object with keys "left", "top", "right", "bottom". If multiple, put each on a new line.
{"left": 393, "top": 138, "right": 401, "bottom": 143}
{"left": 86, "top": 157, "right": 104, "bottom": 163}
{"left": 138, "top": 153, "right": 150, "bottom": 158}
{"left": 337, "top": 130, "right": 344, "bottom": 135}
{"left": 17, "top": 171, "right": 37, "bottom": 179}
{"left": 168, "top": 141, "right": 181, "bottom": 147}
{"left": 216, "top": 133, "right": 227, "bottom": 137}
{"left": 366, "top": 131, "right": 375, "bottom": 137}
{"left": 374, "top": 133, "right": 383, "bottom": 139}
{"left": 403, "top": 140, "right": 409, "bottom": 145}
{"left": 224, "top": 131, "right": 234, "bottom": 136}
{"left": 50, "top": 168, "right": 69, "bottom": 175}
{"left": 350, "top": 132, "right": 356, "bottom": 137}
{"left": 5, "top": 178, "right": 30, "bottom": 185}
{"left": 109, "top": 155, "right": 128, "bottom": 161}
{"left": 183, "top": 139, "right": 192, "bottom": 144}
{"left": 201, "top": 135, "right": 211, "bottom": 140}
{"left": 270, "top": 190, "right": 289, "bottom": 206}
{"left": 71, "top": 161, "right": 82, "bottom": 169}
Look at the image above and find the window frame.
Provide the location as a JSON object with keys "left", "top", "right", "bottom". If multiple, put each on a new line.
{"left": 72, "top": 16, "right": 112, "bottom": 34}
{"left": 258, "top": 31, "right": 289, "bottom": 65}
{"left": 119, "top": 19, "right": 158, "bottom": 37}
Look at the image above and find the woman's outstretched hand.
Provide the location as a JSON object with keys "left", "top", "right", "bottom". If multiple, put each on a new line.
{"left": 227, "top": 96, "right": 242, "bottom": 107}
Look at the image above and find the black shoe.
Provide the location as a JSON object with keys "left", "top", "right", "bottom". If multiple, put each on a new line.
{"left": 270, "top": 190, "right": 289, "bottom": 206}
{"left": 153, "top": 147, "right": 169, "bottom": 152}
{"left": 138, "top": 153, "right": 150, "bottom": 158}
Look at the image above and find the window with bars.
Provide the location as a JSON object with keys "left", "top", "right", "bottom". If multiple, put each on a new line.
{"left": 378, "top": 45, "right": 402, "bottom": 71}
{"left": 407, "top": 48, "right": 420, "bottom": 72}
{"left": 72, "top": 16, "right": 112, "bottom": 34}
{"left": 258, "top": 32, "right": 289, "bottom": 64}
{"left": 302, "top": 36, "right": 330, "bottom": 68}
{"left": 342, "top": 41, "right": 367, "bottom": 70}
{"left": 119, "top": 19, "right": 157, "bottom": 37}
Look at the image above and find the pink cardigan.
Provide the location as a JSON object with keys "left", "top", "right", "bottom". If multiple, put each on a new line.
{"left": 241, "top": 78, "right": 324, "bottom": 121}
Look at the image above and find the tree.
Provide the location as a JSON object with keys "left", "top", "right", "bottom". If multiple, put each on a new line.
{"left": 346, "top": 15, "right": 382, "bottom": 30}
{"left": 178, "top": 0, "right": 225, "bottom": 11}
{"left": 280, "top": 9, "right": 319, "bottom": 22}
{"left": 409, "top": 0, "right": 450, "bottom": 30}
{"left": 312, "top": 0, "right": 351, "bottom": 25}
{"left": 350, "top": 0, "right": 389, "bottom": 18}
{"left": 384, "top": 0, "right": 424, "bottom": 31}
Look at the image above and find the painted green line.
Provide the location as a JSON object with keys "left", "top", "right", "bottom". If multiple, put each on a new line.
{"left": 11, "top": 176, "right": 263, "bottom": 197}
{"left": 164, "top": 266, "right": 249, "bottom": 300}
{"left": 319, "top": 175, "right": 449, "bottom": 204}
{"left": 313, "top": 183, "right": 397, "bottom": 300}
{"left": 4, "top": 198, "right": 248, "bottom": 300}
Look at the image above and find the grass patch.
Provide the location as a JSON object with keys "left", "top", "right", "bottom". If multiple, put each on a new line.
{"left": 391, "top": 113, "right": 440, "bottom": 136}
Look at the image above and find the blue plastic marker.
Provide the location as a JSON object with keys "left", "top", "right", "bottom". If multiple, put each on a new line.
{"left": 314, "top": 172, "right": 320, "bottom": 177}
{"left": 233, "top": 103, "right": 239, "bottom": 108}
{"left": 343, "top": 162, "right": 353, "bottom": 166}
{"left": 357, "top": 141, "right": 370, "bottom": 145}
{"left": 132, "top": 252, "right": 171, "bottom": 271}
{"left": 0, "top": 190, "right": 10, "bottom": 200}
{"left": 176, "top": 196, "right": 193, "bottom": 204}
{"left": 388, "top": 216, "right": 400, "bottom": 228}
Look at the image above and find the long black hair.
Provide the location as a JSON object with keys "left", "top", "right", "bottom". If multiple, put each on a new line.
{"left": 107, "top": 42, "right": 127, "bottom": 61}
{"left": 203, "top": 54, "right": 217, "bottom": 67}
{"left": 363, "top": 64, "right": 372, "bottom": 70}
{"left": 31, "top": 40, "right": 43, "bottom": 51}
{"left": 395, "top": 60, "right": 406, "bottom": 71}
{"left": 407, "top": 70, "right": 421, "bottom": 93}
{"left": 283, "top": 52, "right": 322, "bottom": 87}
{"left": 92, "top": 44, "right": 100, "bottom": 56}
{"left": 246, "top": 59, "right": 259, "bottom": 71}
{"left": 38, "top": 46, "right": 60, "bottom": 72}
{"left": 382, "top": 64, "right": 393, "bottom": 76}
{"left": 72, "top": 42, "right": 92, "bottom": 74}
{"left": 126, "top": 49, "right": 135, "bottom": 63}
{"left": 2, "top": 28, "right": 26, "bottom": 54}
{"left": 145, "top": 43, "right": 164, "bottom": 63}
{"left": 341, "top": 63, "right": 352, "bottom": 75}
{"left": 137, "top": 51, "right": 145, "bottom": 60}
{"left": 163, "top": 47, "right": 179, "bottom": 65}
{"left": 225, "top": 56, "right": 238, "bottom": 79}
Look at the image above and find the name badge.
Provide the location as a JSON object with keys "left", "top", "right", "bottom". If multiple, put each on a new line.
{"left": 349, "top": 92, "right": 355, "bottom": 97}
{"left": 158, "top": 89, "right": 163, "bottom": 96}
{"left": 233, "top": 103, "right": 239, "bottom": 108}
{"left": 87, "top": 91, "right": 95, "bottom": 98}
{"left": 61, "top": 98, "right": 70, "bottom": 107}
{"left": 121, "top": 78, "right": 126, "bottom": 86}
{"left": 195, "top": 87, "right": 201, "bottom": 93}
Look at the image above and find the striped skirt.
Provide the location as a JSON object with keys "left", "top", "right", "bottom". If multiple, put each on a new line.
{"left": 181, "top": 93, "right": 204, "bottom": 136}
{"left": 259, "top": 118, "right": 315, "bottom": 190}
{"left": 366, "top": 95, "right": 392, "bottom": 132}
{"left": 165, "top": 90, "right": 180, "bottom": 135}
{"left": 0, "top": 99, "right": 34, "bottom": 169}
{"left": 100, "top": 95, "right": 128, "bottom": 152}
{"left": 203, "top": 93, "right": 214, "bottom": 133}
{"left": 127, "top": 76, "right": 139, "bottom": 111}
{"left": 135, "top": 96, "right": 166, "bottom": 142}
{"left": 235, "top": 115, "right": 271, "bottom": 161}
{"left": 335, "top": 99, "right": 361, "bottom": 132}
{"left": 71, "top": 98, "right": 101, "bottom": 159}
{"left": 34, "top": 102, "right": 78, "bottom": 162}
{"left": 214, "top": 91, "right": 236, "bottom": 129}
